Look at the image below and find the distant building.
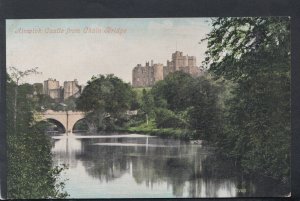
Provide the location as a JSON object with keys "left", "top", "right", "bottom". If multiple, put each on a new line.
{"left": 132, "top": 62, "right": 164, "bottom": 87}
{"left": 164, "top": 51, "right": 202, "bottom": 78}
{"left": 132, "top": 51, "right": 204, "bottom": 87}
{"left": 42, "top": 78, "right": 82, "bottom": 101}
{"left": 43, "top": 79, "right": 62, "bottom": 101}
{"left": 63, "top": 79, "right": 81, "bottom": 100}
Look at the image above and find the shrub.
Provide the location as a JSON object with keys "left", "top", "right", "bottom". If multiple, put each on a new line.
{"left": 154, "top": 108, "right": 188, "bottom": 129}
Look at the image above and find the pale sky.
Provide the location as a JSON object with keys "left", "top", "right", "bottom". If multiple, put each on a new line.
{"left": 6, "top": 18, "right": 212, "bottom": 85}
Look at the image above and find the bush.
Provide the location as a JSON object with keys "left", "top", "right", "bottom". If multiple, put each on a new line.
{"left": 154, "top": 108, "right": 188, "bottom": 129}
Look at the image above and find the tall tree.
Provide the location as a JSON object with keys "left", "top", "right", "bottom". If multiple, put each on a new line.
{"left": 151, "top": 71, "right": 194, "bottom": 112}
{"left": 8, "top": 67, "right": 41, "bottom": 131}
{"left": 140, "top": 89, "right": 154, "bottom": 125}
{"left": 6, "top": 74, "right": 68, "bottom": 198}
{"left": 76, "top": 74, "right": 135, "bottom": 130}
{"left": 187, "top": 76, "right": 223, "bottom": 140}
{"left": 203, "top": 17, "right": 290, "bottom": 181}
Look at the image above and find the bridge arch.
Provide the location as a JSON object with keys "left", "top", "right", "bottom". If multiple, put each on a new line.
{"left": 45, "top": 118, "right": 66, "bottom": 133}
{"left": 72, "top": 118, "right": 89, "bottom": 133}
{"left": 37, "top": 110, "right": 86, "bottom": 133}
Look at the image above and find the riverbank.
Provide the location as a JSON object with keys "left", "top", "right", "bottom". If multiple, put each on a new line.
{"left": 116, "top": 120, "right": 197, "bottom": 140}
{"left": 117, "top": 127, "right": 194, "bottom": 140}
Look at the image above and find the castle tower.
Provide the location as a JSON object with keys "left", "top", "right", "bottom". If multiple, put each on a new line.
{"left": 43, "top": 78, "right": 59, "bottom": 95}
{"left": 132, "top": 51, "right": 203, "bottom": 88}
{"left": 188, "top": 56, "right": 196, "bottom": 67}
{"left": 63, "top": 79, "right": 81, "bottom": 100}
{"left": 132, "top": 64, "right": 145, "bottom": 87}
{"left": 153, "top": 64, "right": 164, "bottom": 82}
{"left": 43, "top": 78, "right": 62, "bottom": 101}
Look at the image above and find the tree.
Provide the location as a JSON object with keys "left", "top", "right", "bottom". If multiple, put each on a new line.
{"left": 203, "top": 17, "right": 290, "bottom": 79}
{"left": 150, "top": 71, "right": 221, "bottom": 138}
{"left": 203, "top": 17, "right": 290, "bottom": 181}
{"left": 76, "top": 74, "right": 135, "bottom": 130}
{"left": 151, "top": 71, "right": 194, "bottom": 112}
{"left": 140, "top": 89, "right": 154, "bottom": 125}
{"left": 155, "top": 108, "right": 188, "bottom": 129}
{"left": 6, "top": 74, "right": 68, "bottom": 198}
{"left": 8, "top": 67, "right": 41, "bottom": 131}
{"left": 187, "top": 76, "right": 222, "bottom": 140}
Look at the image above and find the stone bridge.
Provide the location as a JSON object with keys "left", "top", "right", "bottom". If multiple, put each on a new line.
{"left": 37, "top": 110, "right": 86, "bottom": 133}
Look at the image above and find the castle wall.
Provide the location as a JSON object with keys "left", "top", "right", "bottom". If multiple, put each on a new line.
{"left": 153, "top": 64, "right": 164, "bottom": 82}
{"left": 43, "top": 79, "right": 61, "bottom": 100}
{"left": 188, "top": 56, "right": 196, "bottom": 67}
{"left": 132, "top": 51, "right": 204, "bottom": 87}
{"left": 64, "top": 80, "right": 81, "bottom": 100}
{"left": 42, "top": 78, "right": 81, "bottom": 100}
{"left": 43, "top": 79, "right": 60, "bottom": 95}
{"left": 132, "top": 65, "right": 146, "bottom": 87}
{"left": 49, "top": 88, "right": 62, "bottom": 100}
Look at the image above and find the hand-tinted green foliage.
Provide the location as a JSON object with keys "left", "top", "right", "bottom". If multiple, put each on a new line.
{"left": 61, "top": 96, "right": 77, "bottom": 111}
{"left": 203, "top": 17, "right": 290, "bottom": 182}
{"left": 203, "top": 17, "right": 290, "bottom": 80}
{"left": 34, "top": 94, "right": 56, "bottom": 111}
{"left": 76, "top": 74, "right": 135, "bottom": 130}
{"left": 150, "top": 71, "right": 222, "bottom": 139}
{"left": 140, "top": 89, "right": 155, "bottom": 116}
{"left": 6, "top": 74, "right": 68, "bottom": 199}
{"left": 154, "top": 108, "right": 188, "bottom": 129}
{"left": 187, "top": 76, "right": 223, "bottom": 141}
{"left": 34, "top": 94, "right": 78, "bottom": 112}
{"left": 152, "top": 71, "right": 195, "bottom": 111}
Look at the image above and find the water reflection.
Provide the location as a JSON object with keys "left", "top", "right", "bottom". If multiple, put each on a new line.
{"left": 51, "top": 133, "right": 287, "bottom": 198}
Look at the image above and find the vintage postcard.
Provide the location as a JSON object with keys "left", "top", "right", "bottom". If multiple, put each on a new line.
{"left": 4, "top": 17, "right": 291, "bottom": 198}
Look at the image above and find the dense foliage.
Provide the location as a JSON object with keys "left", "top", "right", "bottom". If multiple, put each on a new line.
{"left": 34, "top": 94, "right": 77, "bottom": 111}
{"left": 6, "top": 75, "right": 68, "bottom": 199}
{"left": 76, "top": 74, "right": 135, "bottom": 130}
{"left": 203, "top": 17, "right": 290, "bottom": 182}
{"left": 150, "top": 71, "right": 222, "bottom": 140}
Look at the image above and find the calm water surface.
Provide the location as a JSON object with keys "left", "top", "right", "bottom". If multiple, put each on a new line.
{"left": 51, "top": 133, "right": 288, "bottom": 198}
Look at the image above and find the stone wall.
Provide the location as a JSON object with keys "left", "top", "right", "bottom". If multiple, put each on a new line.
{"left": 132, "top": 51, "right": 204, "bottom": 88}
{"left": 43, "top": 79, "right": 60, "bottom": 95}
{"left": 49, "top": 88, "right": 62, "bottom": 100}
{"left": 132, "top": 63, "right": 164, "bottom": 87}
{"left": 63, "top": 79, "right": 81, "bottom": 100}
{"left": 43, "top": 79, "right": 61, "bottom": 100}
{"left": 153, "top": 64, "right": 164, "bottom": 82}
{"left": 42, "top": 78, "right": 81, "bottom": 100}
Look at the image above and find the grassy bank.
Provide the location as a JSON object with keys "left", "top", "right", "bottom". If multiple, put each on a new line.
{"left": 117, "top": 119, "right": 196, "bottom": 140}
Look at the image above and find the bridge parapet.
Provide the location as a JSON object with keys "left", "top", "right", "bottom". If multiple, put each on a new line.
{"left": 40, "top": 110, "right": 85, "bottom": 115}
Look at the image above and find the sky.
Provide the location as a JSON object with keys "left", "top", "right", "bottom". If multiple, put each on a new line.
{"left": 6, "top": 18, "right": 212, "bottom": 85}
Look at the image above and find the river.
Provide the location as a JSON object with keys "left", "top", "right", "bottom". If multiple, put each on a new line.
{"left": 51, "top": 132, "right": 289, "bottom": 198}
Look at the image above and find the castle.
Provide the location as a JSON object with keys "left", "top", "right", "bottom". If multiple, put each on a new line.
{"left": 43, "top": 78, "right": 82, "bottom": 101}
{"left": 132, "top": 51, "right": 204, "bottom": 87}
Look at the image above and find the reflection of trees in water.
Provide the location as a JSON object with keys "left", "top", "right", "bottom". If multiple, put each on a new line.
{"left": 53, "top": 136, "right": 289, "bottom": 197}
{"left": 77, "top": 138, "right": 239, "bottom": 197}
{"left": 78, "top": 140, "right": 130, "bottom": 182}
{"left": 131, "top": 150, "right": 195, "bottom": 197}
{"left": 72, "top": 137, "right": 288, "bottom": 197}
{"left": 130, "top": 147, "right": 229, "bottom": 197}
{"left": 52, "top": 137, "right": 83, "bottom": 168}
{"left": 200, "top": 155, "right": 289, "bottom": 197}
